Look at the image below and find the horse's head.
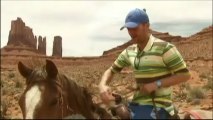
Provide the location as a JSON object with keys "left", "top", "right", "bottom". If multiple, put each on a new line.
{"left": 18, "top": 59, "right": 71, "bottom": 119}
{"left": 18, "top": 59, "right": 112, "bottom": 119}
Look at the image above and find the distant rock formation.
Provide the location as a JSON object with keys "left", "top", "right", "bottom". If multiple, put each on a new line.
{"left": 102, "top": 29, "right": 185, "bottom": 56}
{"left": 37, "top": 36, "right": 46, "bottom": 55}
{"left": 7, "top": 17, "right": 37, "bottom": 49}
{"left": 52, "top": 36, "right": 62, "bottom": 57}
{"left": 1, "top": 17, "right": 64, "bottom": 57}
{"left": 175, "top": 26, "right": 212, "bottom": 60}
{"left": 102, "top": 26, "right": 212, "bottom": 61}
{"left": 151, "top": 30, "right": 185, "bottom": 42}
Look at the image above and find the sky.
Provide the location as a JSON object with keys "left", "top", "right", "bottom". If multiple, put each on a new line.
{"left": 1, "top": 0, "right": 212, "bottom": 57}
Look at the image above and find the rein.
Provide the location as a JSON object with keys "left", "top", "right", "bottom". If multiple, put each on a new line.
{"left": 151, "top": 91, "right": 160, "bottom": 119}
{"left": 54, "top": 80, "right": 74, "bottom": 118}
{"left": 54, "top": 77, "right": 104, "bottom": 119}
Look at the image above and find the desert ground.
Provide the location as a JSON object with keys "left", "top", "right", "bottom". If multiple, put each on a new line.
{"left": 0, "top": 54, "right": 212, "bottom": 119}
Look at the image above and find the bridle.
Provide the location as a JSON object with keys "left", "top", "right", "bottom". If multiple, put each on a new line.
{"left": 54, "top": 77, "right": 105, "bottom": 119}
{"left": 54, "top": 80, "right": 74, "bottom": 118}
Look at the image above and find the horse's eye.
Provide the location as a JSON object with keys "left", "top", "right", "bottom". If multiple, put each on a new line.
{"left": 50, "top": 98, "right": 58, "bottom": 106}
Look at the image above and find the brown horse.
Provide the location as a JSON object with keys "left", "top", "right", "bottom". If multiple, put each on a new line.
{"left": 18, "top": 59, "right": 111, "bottom": 119}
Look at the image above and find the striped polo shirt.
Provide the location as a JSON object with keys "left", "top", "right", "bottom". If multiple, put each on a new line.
{"left": 110, "top": 34, "right": 190, "bottom": 115}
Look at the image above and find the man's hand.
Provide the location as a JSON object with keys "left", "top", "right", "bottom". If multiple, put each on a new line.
{"left": 140, "top": 82, "right": 158, "bottom": 94}
{"left": 99, "top": 86, "right": 115, "bottom": 105}
{"left": 99, "top": 68, "right": 115, "bottom": 105}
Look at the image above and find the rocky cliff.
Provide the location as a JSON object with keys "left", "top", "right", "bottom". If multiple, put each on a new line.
{"left": 1, "top": 17, "right": 63, "bottom": 57}
{"left": 102, "top": 26, "right": 212, "bottom": 61}
{"left": 103, "top": 30, "right": 186, "bottom": 56}
{"left": 7, "top": 17, "right": 37, "bottom": 49}
{"left": 37, "top": 36, "right": 46, "bottom": 55}
{"left": 174, "top": 26, "right": 212, "bottom": 60}
{"left": 52, "top": 36, "right": 62, "bottom": 57}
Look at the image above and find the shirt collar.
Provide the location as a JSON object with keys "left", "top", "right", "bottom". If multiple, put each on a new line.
{"left": 135, "top": 34, "right": 155, "bottom": 53}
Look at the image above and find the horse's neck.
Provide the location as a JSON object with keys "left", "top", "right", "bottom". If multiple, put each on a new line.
{"left": 60, "top": 74, "right": 96, "bottom": 118}
{"left": 60, "top": 74, "right": 112, "bottom": 119}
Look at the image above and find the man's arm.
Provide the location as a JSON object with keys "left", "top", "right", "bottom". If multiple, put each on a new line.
{"left": 98, "top": 68, "right": 116, "bottom": 105}
{"left": 159, "top": 72, "right": 191, "bottom": 88}
{"left": 99, "top": 68, "right": 114, "bottom": 93}
{"left": 141, "top": 44, "right": 191, "bottom": 94}
{"left": 161, "top": 44, "right": 191, "bottom": 87}
{"left": 141, "top": 72, "right": 191, "bottom": 94}
{"left": 99, "top": 49, "right": 130, "bottom": 104}
{"left": 99, "top": 49, "right": 130, "bottom": 90}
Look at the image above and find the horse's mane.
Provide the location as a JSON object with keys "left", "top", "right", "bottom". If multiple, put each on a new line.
{"left": 57, "top": 71, "right": 111, "bottom": 119}
{"left": 57, "top": 73, "right": 96, "bottom": 118}
{"left": 23, "top": 58, "right": 110, "bottom": 118}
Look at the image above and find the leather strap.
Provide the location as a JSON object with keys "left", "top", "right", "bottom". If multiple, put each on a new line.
{"left": 151, "top": 92, "right": 160, "bottom": 119}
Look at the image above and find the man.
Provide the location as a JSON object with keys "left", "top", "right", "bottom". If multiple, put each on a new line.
{"left": 99, "top": 8, "right": 191, "bottom": 119}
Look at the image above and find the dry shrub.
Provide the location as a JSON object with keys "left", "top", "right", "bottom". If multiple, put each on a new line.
{"left": 186, "top": 87, "right": 205, "bottom": 103}
{"left": 1, "top": 88, "right": 9, "bottom": 96}
{"left": 8, "top": 72, "right": 15, "bottom": 79}
{"left": 0, "top": 99, "right": 9, "bottom": 119}
{"left": 15, "top": 79, "right": 23, "bottom": 88}
{"left": 203, "top": 77, "right": 213, "bottom": 90}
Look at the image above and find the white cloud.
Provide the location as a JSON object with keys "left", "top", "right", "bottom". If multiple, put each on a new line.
{"left": 1, "top": 1, "right": 212, "bottom": 57}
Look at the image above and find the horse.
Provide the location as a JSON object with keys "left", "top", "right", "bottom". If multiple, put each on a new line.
{"left": 17, "top": 59, "right": 212, "bottom": 119}
{"left": 17, "top": 59, "right": 112, "bottom": 119}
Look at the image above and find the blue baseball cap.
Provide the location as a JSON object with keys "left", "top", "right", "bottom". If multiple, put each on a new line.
{"left": 120, "top": 8, "right": 149, "bottom": 30}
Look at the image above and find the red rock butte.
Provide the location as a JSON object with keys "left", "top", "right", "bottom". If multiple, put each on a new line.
{"left": 1, "top": 17, "right": 62, "bottom": 57}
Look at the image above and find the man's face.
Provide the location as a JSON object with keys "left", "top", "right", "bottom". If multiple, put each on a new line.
{"left": 127, "top": 23, "right": 149, "bottom": 44}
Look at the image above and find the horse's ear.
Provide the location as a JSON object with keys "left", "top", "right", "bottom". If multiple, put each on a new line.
{"left": 46, "top": 59, "right": 58, "bottom": 78}
{"left": 18, "top": 61, "right": 33, "bottom": 78}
